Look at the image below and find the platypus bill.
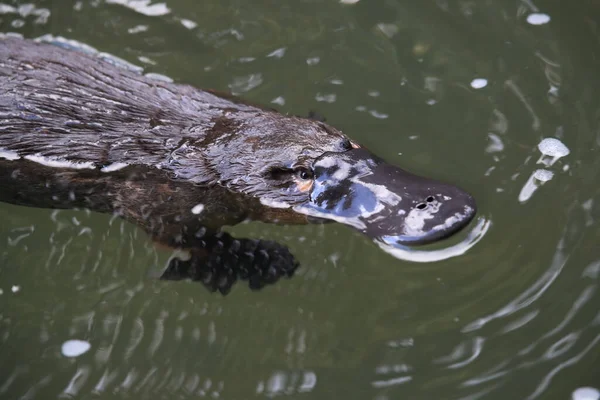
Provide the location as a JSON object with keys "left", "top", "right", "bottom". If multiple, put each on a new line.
{"left": 0, "top": 37, "right": 476, "bottom": 293}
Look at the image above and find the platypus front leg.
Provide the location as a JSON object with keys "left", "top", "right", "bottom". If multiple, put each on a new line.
{"left": 159, "top": 232, "right": 299, "bottom": 294}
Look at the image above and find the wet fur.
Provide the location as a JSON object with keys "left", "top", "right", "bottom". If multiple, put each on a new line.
{"left": 0, "top": 38, "right": 352, "bottom": 291}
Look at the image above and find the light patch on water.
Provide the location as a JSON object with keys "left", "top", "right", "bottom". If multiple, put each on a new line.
{"left": 11, "top": 285, "right": 20, "bottom": 293}
{"left": 61, "top": 340, "right": 91, "bottom": 357}
{"left": 369, "top": 110, "right": 388, "bottom": 119}
{"left": 267, "top": 47, "right": 286, "bottom": 58}
{"left": 537, "top": 137, "right": 570, "bottom": 166}
{"left": 100, "top": 162, "right": 129, "bottom": 172}
{"left": 306, "top": 56, "right": 320, "bottom": 66}
{"left": 0, "top": 148, "right": 20, "bottom": 160}
{"left": 191, "top": 203, "right": 205, "bottom": 215}
{"left": 24, "top": 154, "right": 95, "bottom": 170}
{"left": 377, "top": 217, "right": 490, "bottom": 263}
{"left": 527, "top": 13, "right": 551, "bottom": 25}
{"left": 470, "top": 78, "right": 488, "bottom": 89}
{"left": 180, "top": 18, "right": 197, "bottom": 29}
{"left": 105, "top": 0, "right": 170, "bottom": 16}
{"left": 486, "top": 133, "right": 504, "bottom": 153}
{"left": 340, "top": 0, "right": 360, "bottom": 4}
{"left": 128, "top": 24, "right": 148, "bottom": 34}
{"left": 376, "top": 23, "right": 399, "bottom": 38}
{"left": 315, "top": 93, "right": 336, "bottom": 103}
{"left": 572, "top": 387, "right": 600, "bottom": 400}
{"left": 533, "top": 169, "right": 554, "bottom": 182}
{"left": 518, "top": 169, "right": 554, "bottom": 203}
{"left": 271, "top": 96, "right": 285, "bottom": 105}
{"left": 229, "top": 73, "right": 263, "bottom": 95}
{"left": 371, "top": 376, "right": 413, "bottom": 388}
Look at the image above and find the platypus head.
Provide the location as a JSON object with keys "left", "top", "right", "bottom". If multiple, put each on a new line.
{"left": 203, "top": 113, "right": 476, "bottom": 247}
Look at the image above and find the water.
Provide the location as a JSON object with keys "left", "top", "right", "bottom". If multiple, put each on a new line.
{"left": 1, "top": 0, "right": 599, "bottom": 399}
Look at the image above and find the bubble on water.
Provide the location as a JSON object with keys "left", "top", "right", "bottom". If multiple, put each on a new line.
{"left": 61, "top": 340, "right": 91, "bottom": 357}
{"left": 572, "top": 387, "right": 600, "bottom": 400}
{"left": 11, "top": 285, "right": 20, "bottom": 293}
{"left": 533, "top": 169, "right": 554, "bottom": 182}
{"left": 519, "top": 169, "right": 553, "bottom": 203}
{"left": 537, "top": 138, "right": 570, "bottom": 166}
{"left": 470, "top": 78, "right": 488, "bottom": 89}
{"left": 191, "top": 203, "right": 205, "bottom": 215}
{"left": 527, "top": 13, "right": 551, "bottom": 25}
{"left": 180, "top": 18, "right": 197, "bottom": 30}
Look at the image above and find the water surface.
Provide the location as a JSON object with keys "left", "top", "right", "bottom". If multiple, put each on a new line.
{"left": 1, "top": 0, "right": 600, "bottom": 399}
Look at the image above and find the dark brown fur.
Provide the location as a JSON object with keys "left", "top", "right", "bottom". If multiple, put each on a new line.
{"left": 0, "top": 38, "right": 355, "bottom": 292}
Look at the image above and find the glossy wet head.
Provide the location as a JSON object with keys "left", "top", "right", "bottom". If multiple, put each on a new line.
{"left": 293, "top": 148, "right": 477, "bottom": 245}
{"left": 202, "top": 113, "right": 475, "bottom": 245}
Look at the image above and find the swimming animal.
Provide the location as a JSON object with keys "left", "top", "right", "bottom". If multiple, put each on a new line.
{"left": 0, "top": 37, "right": 476, "bottom": 293}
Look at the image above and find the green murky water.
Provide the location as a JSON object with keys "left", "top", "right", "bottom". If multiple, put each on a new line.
{"left": 1, "top": 0, "right": 600, "bottom": 399}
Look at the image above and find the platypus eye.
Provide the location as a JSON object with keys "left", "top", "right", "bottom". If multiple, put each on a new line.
{"left": 294, "top": 167, "right": 313, "bottom": 180}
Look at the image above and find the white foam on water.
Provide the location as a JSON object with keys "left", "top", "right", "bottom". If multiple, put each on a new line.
{"left": 470, "top": 78, "right": 488, "bottom": 89}
{"left": 61, "top": 340, "right": 91, "bottom": 357}
{"left": 518, "top": 169, "right": 553, "bottom": 203}
{"left": 11, "top": 285, "right": 20, "bottom": 293}
{"left": 180, "top": 18, "right": 197, "bottom": 30}
{"left": 191, "top": 203, "right": 205, "bottom": 215}
{"left": 100, "top": 162, "right": 129, "bottom": 172}
{"left": 340, "top": 0, "right": 360, "bottom": 4}
{"left": 25, "top": 154, "right": 96, "bottom": 170}
{"left": 572, "top": 387, "right": 600, "bottom": 400}
{"left": 0, "top": 148, "right": 20, "bottom": 160}
{"left": 538, "top": 137, "right": 569, "bottom": 157}
{"left": 533, "top": 169, "right": 554, "bottom": 182}
{"left": 537, "top": 137, "right": 570, "bottom": 166}
{"left": 527, "top": 13, "right": 551, "bottom": 25}
{"left": 105, "top": 0, "right": 170, "bottom": 17}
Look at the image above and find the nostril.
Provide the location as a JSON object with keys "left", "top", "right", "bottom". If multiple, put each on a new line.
{"left": 416, "top": 203, "right": 427, "bottom": 210}
{"left": 426, "top": 196, "right": 435, "bottom": 203}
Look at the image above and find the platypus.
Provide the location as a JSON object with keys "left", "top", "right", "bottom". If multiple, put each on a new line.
{"left": 0, "top": 37, "right": 476, "bottom": 292}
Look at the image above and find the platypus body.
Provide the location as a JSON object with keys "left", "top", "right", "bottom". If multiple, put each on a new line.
{"left": 0, "top": 37, "right": 476, "bottom": 293}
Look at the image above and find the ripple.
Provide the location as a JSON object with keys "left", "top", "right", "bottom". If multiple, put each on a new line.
{"left": 105, "top": 0, "right": 170, "bottom": 16}
{"left": 376, "top": 217, "right": 490, "bottom": 263}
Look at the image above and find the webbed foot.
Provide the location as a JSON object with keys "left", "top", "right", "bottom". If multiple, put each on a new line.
{"left": 160, "top": 232, "right": 299, "bottom": 294}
